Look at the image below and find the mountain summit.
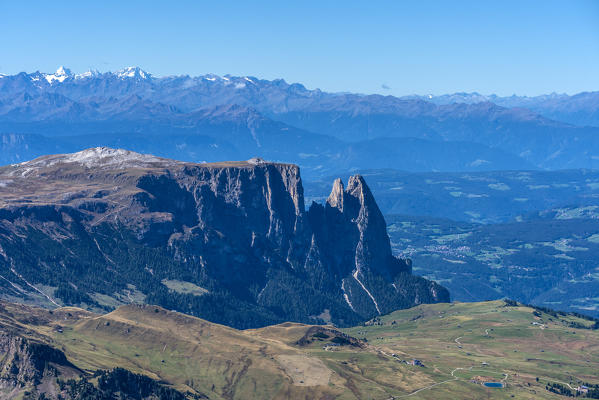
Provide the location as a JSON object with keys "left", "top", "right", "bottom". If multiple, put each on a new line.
{"left": 116, "top": 66, "right": 151, "bottom": 80}
{"left": 0, "top": 148, "right": 448, "bottom": 328}
{"left": 44, "top": 66, "right": 73, "bottom": 84}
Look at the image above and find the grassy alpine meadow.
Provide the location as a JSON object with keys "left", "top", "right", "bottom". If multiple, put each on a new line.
{"left": 1, "top": 300, "right": 598, "bottom": 399}
{"left": 342, "top": 300, "right": 599, "bottom": 399}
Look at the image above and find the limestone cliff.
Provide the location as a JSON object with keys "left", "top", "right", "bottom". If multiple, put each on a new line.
{"left": 0, "top": 148, "right": 449, "bottom": 327}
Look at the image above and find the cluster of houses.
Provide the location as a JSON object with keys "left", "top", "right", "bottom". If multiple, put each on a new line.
{"left": 389, "top": 353, "right": 424, "bottom": 367}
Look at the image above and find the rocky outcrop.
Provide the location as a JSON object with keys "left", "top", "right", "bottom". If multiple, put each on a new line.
{"left": 0, "top": 148, "right": 449, "bottom": 327}
{"left": 0, "top": 332, "right": 191, "bottom": 400}
{"left": 307, "top": 176, "right": 417, "bottom": 316}
{"left": 0, "top": 334, "right": 79, "bottom": 391}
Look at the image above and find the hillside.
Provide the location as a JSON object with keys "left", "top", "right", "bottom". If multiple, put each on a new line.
{"left": 0, "top": 300, "right": 597, "bottom": 399}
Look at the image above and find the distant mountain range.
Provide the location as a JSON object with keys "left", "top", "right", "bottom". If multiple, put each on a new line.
{"left": 406, "top": 91, "right": 599, "bottom": 128}
{"left": 1, "top": 67, "right": 599, "bottom": 176}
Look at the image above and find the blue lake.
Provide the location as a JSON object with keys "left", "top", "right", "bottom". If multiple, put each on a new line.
{"left": 483, "top": 382, "right": 503, "bottom": 388}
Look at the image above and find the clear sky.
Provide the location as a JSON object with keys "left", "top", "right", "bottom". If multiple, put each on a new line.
{"left": 1, "top": 0, "right": 598, "bottom": 96}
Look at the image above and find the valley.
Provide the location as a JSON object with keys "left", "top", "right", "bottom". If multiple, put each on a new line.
{"left": 386, "top": 214, "right": 599, "bottom": 317}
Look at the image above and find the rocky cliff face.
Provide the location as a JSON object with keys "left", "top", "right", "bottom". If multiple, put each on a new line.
{"left": 0, "top": 333, "right": 83, "bottom": 400}
{"left": 0, "top": 333, "right": 191, "bottom": 400}
{"left": 0, "top": 148, "right": 448, "bottom": 327}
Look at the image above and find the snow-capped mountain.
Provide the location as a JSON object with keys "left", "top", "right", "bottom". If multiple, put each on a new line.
{"left": 4, "top": 66, "right": 152, "bottom": 88}
{"left": 116, "top": 66, "right": 151, "bottom": 80}
{"left": 43, "top": 66, "right": 74, "bottom": 84}
{"left": 75, "top": 69, "right": 101, "bottom": 79}
{"left": 1, "top": 66, "right": 596, "bottom": 126}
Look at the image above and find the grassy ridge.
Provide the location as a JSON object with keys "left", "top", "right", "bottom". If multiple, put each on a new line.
{"left": 343, "top": 300, "right": 599, "bottom": 399}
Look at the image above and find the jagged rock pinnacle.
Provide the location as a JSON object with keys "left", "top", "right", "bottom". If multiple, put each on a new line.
{"left": 327, "top": 178, "right": 345, "bottom": 210}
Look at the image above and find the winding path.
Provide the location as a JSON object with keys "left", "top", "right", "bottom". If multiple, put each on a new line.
{"left": 388, "top": 331, "right": 514, "bottom": 398}
{"left": 395, "top": 366, "right": 510, "bottom": 398}
{"left": 396, "top": 376, "right": 458, "bottom": 398}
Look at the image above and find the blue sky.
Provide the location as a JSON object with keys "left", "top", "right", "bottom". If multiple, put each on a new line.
{"left": 1, "top": 0, "right": 597, "bottom": 96}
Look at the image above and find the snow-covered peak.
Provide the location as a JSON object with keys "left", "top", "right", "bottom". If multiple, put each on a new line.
{"left": 116, "top": 66, "right": 151, "bottom": 80}
{"left": 75, "top": 69, "right": 100, "bottom": 79}
{"left": 44, "top": 66, "right": 73, "bottom": 84}
{"left": 56, "top": 66, "right": 71, "bottom": 76}
{"left": 201, "top": 73, "right": 226, "bottom": 82}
